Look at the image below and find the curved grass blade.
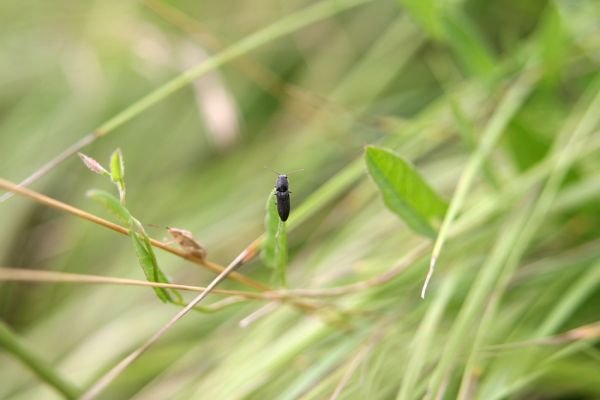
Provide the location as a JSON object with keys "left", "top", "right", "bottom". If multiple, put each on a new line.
{"left": 424, "top": 68, "right": 538, "bottom": 298}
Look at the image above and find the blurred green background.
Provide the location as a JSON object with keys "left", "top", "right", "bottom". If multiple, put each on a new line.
{"left": 1, "top": 0, "right": 599, "bottom": 399}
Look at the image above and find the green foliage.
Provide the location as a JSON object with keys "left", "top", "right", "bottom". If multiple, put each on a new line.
{"left": 129, "top": 219, "right": 182, "bottom": 303}
{"left": 86, "top": 189, "right": 132, "bottom": 225}
{"left": 365, "top": 146, "right": 447, "bottom": 237}
{"left": 262, "top": 191, "right": 289, "bottom": 287}
{"left": 110, "top": 148, "right": 126, "bottom": 204}
{"left": 1, "top": 0, "right": 600, "bottom": 399}
{"left": 85, "top": 157, "right": 180, "bottom": 304}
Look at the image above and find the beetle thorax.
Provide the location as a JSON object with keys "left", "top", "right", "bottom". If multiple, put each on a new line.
{"left": 276, "top": 175, "right": 289, "bottom": 192}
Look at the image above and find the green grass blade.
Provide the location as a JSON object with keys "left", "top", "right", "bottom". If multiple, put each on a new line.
{"left": 262, "top": 190, "right": 278, "bottom": 268}
{"left": 276, "top": 220, "right": 288, "bottom": 288}
{"left": 423, "top": 67, "right": 538, "bottom": 298}
{"left": 396, "top": 277, "right": 455, "bottom": 400}
{"left": 0, "top": 321, "right": 81, "bottom": 399}
{"left": 96, "top": 0, "right": 374, "bottom": 135}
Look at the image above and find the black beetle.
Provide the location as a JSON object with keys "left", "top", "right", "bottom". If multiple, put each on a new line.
{"left": 274, "top": 174, "right": 291, "bottom": 222}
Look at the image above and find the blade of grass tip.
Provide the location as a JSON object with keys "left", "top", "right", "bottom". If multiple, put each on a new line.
{"left": 0, "top": 321, "right": 81, "bottom": 399}
{"left": 0, "top": 0, "right": 373, "bottom": 203}
{"left": 81, "top": 246, "right": 252, "bottom": 400}
{"left": 422, "top": 64, "right": 539, "bottom": 299}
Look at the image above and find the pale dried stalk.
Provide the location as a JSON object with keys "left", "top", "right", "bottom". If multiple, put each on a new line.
{"left": 0, "top": 267, "right": 265, "bottom": 300}
{"left": 0, "top": 177, "right": 266, "bottom": 290}
{"left": 81, "top": 247, "right": 252, "bottom": 400}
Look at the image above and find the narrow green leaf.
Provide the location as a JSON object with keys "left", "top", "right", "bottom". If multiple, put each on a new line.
{"left": 365, "top": 146, "right": 447, "bottom": 238}
{"left": 110, "top": 148, "right": 125, "bottom": 182}
{"left": 110, "top": 148, "right": 126, "bottom": 203}
{"left": 262, "top": 191, "right": 289, "bottom": 287}
{"left": 262, "top": 190, "right": 279, "bottom": 268}
{"left": 130, "top": 219, "right": 182, "bottom": 303}
{"left": 276, "top": 220, "right": 288, "bottom": 288}
{"left": 86, "top": 190, "right": 131, "bottom": 225}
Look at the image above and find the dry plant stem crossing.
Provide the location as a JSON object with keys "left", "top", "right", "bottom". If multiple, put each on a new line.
{"left": 0, "top": 177, "right": 264, "bottom": 289}
{"left": 80, "top": 248, "right": 252, "bottom": 400}
{"left": 0, "top": 178, "right": 326, "bottom": 316}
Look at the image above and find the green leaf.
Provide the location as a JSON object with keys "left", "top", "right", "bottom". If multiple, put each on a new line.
{"left": 87, "top": 190, "right": 180, "bottom": 304}
{"left": 130, "top": 219, "right": 182, "bottom": 304}
{"left": 110, "top": 148, "right": 125, "bottom": 182}
{"left": 110, "top": 148, "right": 126, "bottom": 203}
{"left": 262, "top": 191, "right": 288, "bottom": 287}
{"left": 275, "top": 220, "right": 288, "bottom": 287}
{"left": 262, "top": 190, "right": 279, "bottom": 268}
{"left": 86, "top": 190, "right": 132, "bottom": 225}
{"left": 365, "top": 146, "right": 447, "bottom": 237}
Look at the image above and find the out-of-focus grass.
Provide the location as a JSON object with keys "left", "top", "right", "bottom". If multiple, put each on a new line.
{"left": 1, "top": 0, "right": 599, "bottom": 399}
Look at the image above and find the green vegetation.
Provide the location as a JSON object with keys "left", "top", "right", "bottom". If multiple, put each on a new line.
{"left": 0, "top": 0, "right": 599, "bottom": 399}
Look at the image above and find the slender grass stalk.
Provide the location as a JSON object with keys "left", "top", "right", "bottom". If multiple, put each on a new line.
{"left": 422, "top": 64, "right": 539, "bottom": 298}
{"left": 0, "top": 321, "right": 81, "bottom": 399}
{"left": 0, "top": 0, "right": 373, "bottom": 203}
{"left": 396, "top": 277, "right": 455, "bottom": 400}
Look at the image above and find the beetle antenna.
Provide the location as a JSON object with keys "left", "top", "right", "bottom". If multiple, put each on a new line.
{"left": 263, "top": 166, "right": 282, "bottom": 175}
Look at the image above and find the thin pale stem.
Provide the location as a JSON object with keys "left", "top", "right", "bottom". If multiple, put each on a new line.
{"left": 80, "top": 245, "right": 253, "bottom": 400}
{"left": 0, "top": 133, "right": 96, "bottom": 202}
{"left": 0, "top": 267, "right": 266, "bottom": 300}
{"left": 275, "top": 242, "right": 428, "bottom": 298}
